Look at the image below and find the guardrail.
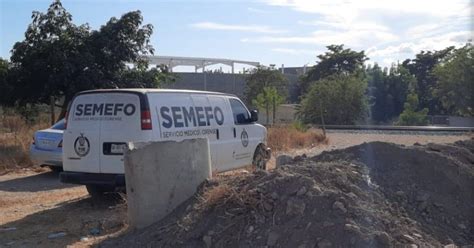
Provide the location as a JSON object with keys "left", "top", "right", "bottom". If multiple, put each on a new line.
{"left": 322, "top": 125, "right": 474, "bottom": 132}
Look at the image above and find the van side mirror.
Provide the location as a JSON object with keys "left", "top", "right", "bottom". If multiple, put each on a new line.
{"left": 250, "top": 110, "right": 258, "bottom": 122}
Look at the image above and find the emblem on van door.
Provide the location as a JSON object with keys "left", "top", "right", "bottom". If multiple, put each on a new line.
{"left": 241, "top": 129, "right": 249, "bottom": 147}
{"left": 74, "top": 133, "right": 90, "bottom": 157}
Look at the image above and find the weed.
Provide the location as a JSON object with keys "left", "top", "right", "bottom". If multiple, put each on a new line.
{"left": 0, "top": 113, "right": 50, "bottom": 172}
{"left": 267, "top": 125, "right": 327, "bottom": 152}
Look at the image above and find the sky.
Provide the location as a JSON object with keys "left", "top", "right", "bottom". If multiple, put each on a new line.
{"left": 0, "top": 0, "right": 472, "bottom": 71}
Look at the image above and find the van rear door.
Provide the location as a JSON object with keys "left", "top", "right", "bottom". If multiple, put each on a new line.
{"left": 98, "top": 93, "right": 145, "bottom": 174}
{"left": 64, "top": 94, "right": 104, "bottom": 173}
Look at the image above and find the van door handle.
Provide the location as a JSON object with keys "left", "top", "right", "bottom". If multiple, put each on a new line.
{"left": 233, "top": 128, "right": 236, "bottom": 138}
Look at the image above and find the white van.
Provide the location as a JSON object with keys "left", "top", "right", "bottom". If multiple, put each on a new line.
{"left": 60, "top": 89, "right": 270, "bottom": 195}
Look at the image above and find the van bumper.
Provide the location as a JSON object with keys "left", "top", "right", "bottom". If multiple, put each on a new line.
{"left": 59, "top": 171, "right": 125, "bottom": 186}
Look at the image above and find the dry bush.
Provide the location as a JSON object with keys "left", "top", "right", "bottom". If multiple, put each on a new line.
{"left": 267, "top": 125, "right": 327, "bottom": 152}
{"left": 2, "top": 115, "right": 26, "bottom": 133}
{"left": 0, "top": 114, "right": 50, "bottom": 173}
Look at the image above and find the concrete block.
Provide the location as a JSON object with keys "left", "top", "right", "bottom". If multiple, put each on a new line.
{"left": 124, "top": 138, "right": 211, "bottom": 229}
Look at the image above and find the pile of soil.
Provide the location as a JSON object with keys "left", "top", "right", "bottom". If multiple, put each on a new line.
{"left": 103, "top": 140, "right": 474, "bottom": 247}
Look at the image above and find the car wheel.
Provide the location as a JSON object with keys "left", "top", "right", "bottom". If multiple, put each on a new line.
{"left": 252, "top": 145, "right": 268, "bottom": 170}
{"left": 86, "top": 184, "right": 114, "bottom": 197}
{"left": 48, "top": 166, "right": 63, "bottom": 173}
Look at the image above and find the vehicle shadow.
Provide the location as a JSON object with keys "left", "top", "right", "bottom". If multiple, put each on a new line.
{"left": 0, "top": 195, "right": 126, "bottom": 248}
{"left": 0, "top": 171, "right": 76, "bottom": 192}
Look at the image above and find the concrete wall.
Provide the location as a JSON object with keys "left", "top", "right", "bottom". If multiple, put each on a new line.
{"left": 449, "top": 116, "right": 474, "bottom": 127}
{"left": 258, "top": 104, "right": 298, "bottom": 125}
{"left": 165, "top": 72, "right": 301, "bottom": 103}
{"left": 124, "top": 138, "right": 211, "bottom": 229}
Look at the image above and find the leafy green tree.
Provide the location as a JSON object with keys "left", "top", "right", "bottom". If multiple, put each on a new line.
{"left": 252, "top": 86, "right": 284, "bottom": 124}
{"left": 366, "top": 63, "right": 386, "bottom": 122}
{"left": 245, "top": 66, "right": 287, "bottom": 106}
{"left": 0, "top": 58, "right": 12, "bottom": 105}
{"left": 402, "top": 47, "right": 454, "bottom": 114}
{"left": 299, "top": 73, "right": 368, "bottom": 125}
{"left": 117, "top": 62, "right": 176, "bottom": 88}
{"left": 367, "top": 63, "right": 415, "bottom": 123}
{"left": 8, "top": 0, "right": 169, "bottom": 119}
{"left": 302, "top": 45, "right": 368, "bottom": 93}
{"left": 433, "top": 44, "right": 473, "bottom": 117}
{"left": 397, "top": 93, "right": 429, "bottom": 125}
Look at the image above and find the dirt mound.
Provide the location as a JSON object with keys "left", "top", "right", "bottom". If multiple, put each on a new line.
{"left": 103, "top": 140, "right": 474, "bottom": 247}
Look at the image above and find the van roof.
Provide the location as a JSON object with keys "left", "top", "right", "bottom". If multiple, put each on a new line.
{"left": 77, "top": 88, "right": 237, "bottom": 97}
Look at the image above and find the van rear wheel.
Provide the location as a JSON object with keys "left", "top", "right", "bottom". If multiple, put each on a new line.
{"left": 252, "top": 145, "right": 268, "bottom": 170}
{"left": 86, "top": 184, "right": 114, "bottom": 197}
{"left": 48, "top": 166, "right": 63, "bottom": 173}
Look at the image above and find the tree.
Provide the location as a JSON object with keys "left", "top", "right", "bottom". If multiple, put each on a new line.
{"left": 252, "top": 86, "right": 285, "bottom": 125}
{"left": 301, "top": 45, "right": 368, "bottom": 93}
{"left": 433, "top": 44, "right": 473, "bottom": 117}
{"left": 367, "top": 63, "right": 415, "bottom": 123}
{"left": 245, "top": 66, "right": 288, "bottom": 106}
{"left": 8, "top": 0, "right": 168, "bottom": 119}
{"left": 0, "top": 58, "right": 12, "bottom": 105}
{"left": 402, "top": 46, "right": 454, "bottom": 114}
{"left": 397, "top": 93, "right": 428, "bottom": 126}
{"left": 116, "top": 62, "right": 176, "bottom": 88}
{"left": 299, "top": 73, "right": 368, "bottom": 125}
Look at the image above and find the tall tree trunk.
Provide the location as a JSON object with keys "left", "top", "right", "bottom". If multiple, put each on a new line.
{"left": 272, "top": 97, "right": 276, "bottom": 125}
{"left": 58, "top": 95, "right": 72, "bottom": 121}
{"left": 50, "top": 96, "right": 56, "bottom": 126}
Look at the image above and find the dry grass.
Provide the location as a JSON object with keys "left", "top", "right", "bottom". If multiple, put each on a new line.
{"left": 199, "top": 183, "right": 232, "bottom": 208}
{"left": 267, "top": 125, "right": 328, "bottom": 152}
{"left": 0, "top": 114, "right": 50, "bottom": 173}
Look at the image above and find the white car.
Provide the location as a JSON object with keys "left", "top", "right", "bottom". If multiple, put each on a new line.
{"left": 60, "top": 89, "right": 270, "bottom": 195}
{"left": 30, "top": 119, "right": 65, "bottom": 172}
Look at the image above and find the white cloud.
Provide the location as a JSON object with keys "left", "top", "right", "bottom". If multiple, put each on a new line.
{"left": 405, "top": 24, "right": 440, "bottom": 38}
{"left": 247, "top": 7, "right": 270, "bottom": 13}
{"left": 242, "top": 28, "right": 398, "bottom": 47}
{"left": 259, "top": 0, "right": 471, "bottom": 67}
{"left": 367, "top": 43, "right": 415, "bottom": 58}
{"left": 264, "top": 0, "right": 468, "bottom": 17}
{"left": 190, "top": 22, "right": 286, "bottom": 34}
{"left": 271, "top": 48, "right": 317, "bottom": 55}
{"left": 298, "top": 20, "right": 389, "bottom": 32}
{"left": 367, "top": 31, "right": 471, "bottom": 66}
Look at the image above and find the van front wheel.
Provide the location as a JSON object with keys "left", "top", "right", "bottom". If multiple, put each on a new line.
{"left": 86, "top": 184, "right": 114, "bottom": 197}
{"left": 252, "top": 145, "right": 269, "bottom": 170}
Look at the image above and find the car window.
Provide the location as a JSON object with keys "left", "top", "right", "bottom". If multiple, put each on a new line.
{"left": 229, "top": 98, "right": 250, "bottom": 124}
{"left": 51, "top": 119, "right": 66, "bottom": 130}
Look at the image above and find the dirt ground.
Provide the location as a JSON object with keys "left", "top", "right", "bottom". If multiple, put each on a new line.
{"left": 0, "top": 169, "right": 126, "bottom": 248}
{"left": 266, "top": 132, "right": 472, "bottom": 169}
{"left": 0, "top": 132, "right": 472, "bottom": 247}
{"left": 103, "top": 139, "right": 474, "bottom": 247}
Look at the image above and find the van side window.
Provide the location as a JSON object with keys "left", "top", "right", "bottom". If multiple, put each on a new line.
{"left": 229, "top": 99, "right": 250, "bottom": 124}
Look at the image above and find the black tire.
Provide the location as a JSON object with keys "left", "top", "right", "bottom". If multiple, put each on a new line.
{"left": 252, "top": 145, "right": 268, "bottom": 170}
{"left": 48, "top": 166, "right": 63, "bottom": 173}
{"left": 86, "top": 184, "right": 114, "bottom": 197}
